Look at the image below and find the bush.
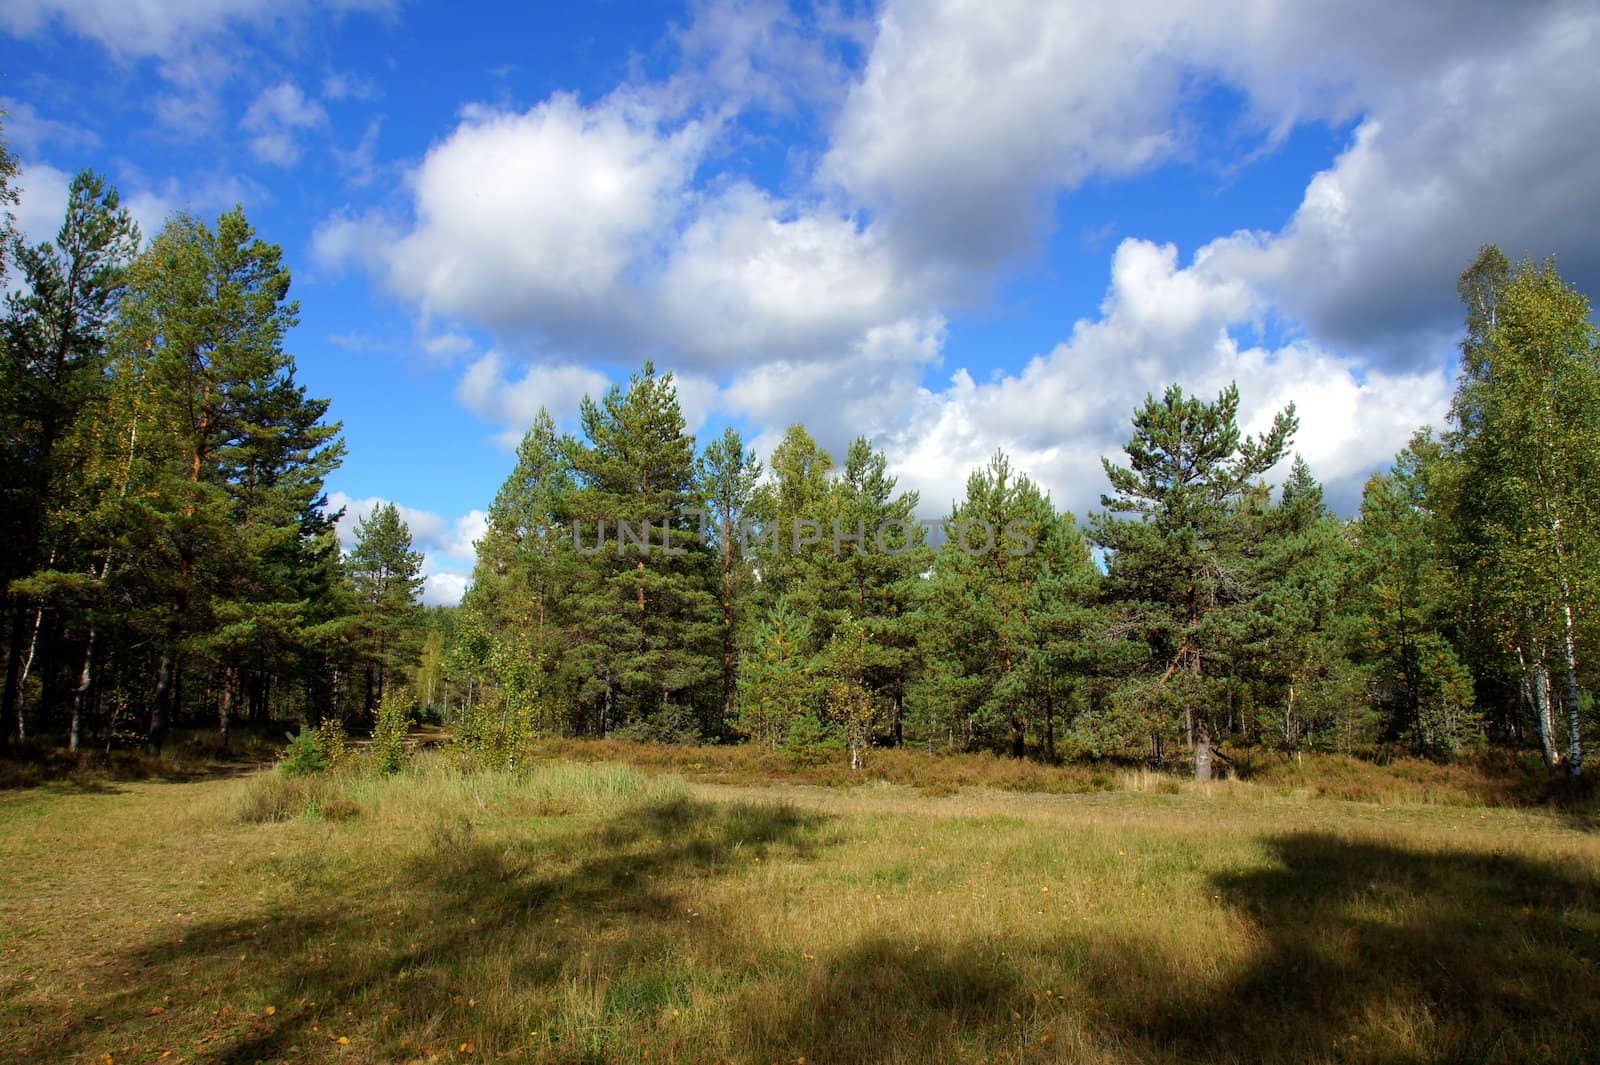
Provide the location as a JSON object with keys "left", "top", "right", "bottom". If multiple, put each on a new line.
{"left": 371, "top": 688, "right": 414, "bottom": 775}
{"left": 281, "top": 727, "right": 326, "bottom": 776}
{"left": 280, "top": 718, "right": 348, "bottom": 777}
{"left": 451, "top": 697, "right": 538, "bottom": 770}
{"left": 783, "top": 713, "right": 841, "bottom": 767}
{"left": 610, "top": 703, "right": 702, "bottom": 745}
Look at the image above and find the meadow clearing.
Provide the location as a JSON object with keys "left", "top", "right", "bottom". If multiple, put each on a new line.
{"left": 3, "top": 747, "right": 1598, "bottom": 1065}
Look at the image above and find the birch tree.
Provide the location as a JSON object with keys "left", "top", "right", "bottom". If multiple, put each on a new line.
{"left": 1448, "top": 248, "right": 1600, "bottom": 775}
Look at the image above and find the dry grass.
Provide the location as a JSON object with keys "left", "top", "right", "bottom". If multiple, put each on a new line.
{"left": 527, "top": 737, "right": 1587, "bottom": 810}
{"left": 3, "top": 750, "right": 1599, "bottom": 1064}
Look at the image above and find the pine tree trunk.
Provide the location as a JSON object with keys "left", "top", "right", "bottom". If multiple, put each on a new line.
{"left": 721, "top": 529, "right": 735, "bottom": 733}
{"left": 893, "top": 672, "right": 905, "bottom": 747}
{"left": 1044, "top": 687, "right": 1056, "bottom": 762}
{"left": 1193, "top": 712, "right": 1213, "bottom": 781}
{"left": 147, "top": 651, "right": 174, "bottom": 755}
{"left": 219, "top": 667, "right": 235, "bottom": 752}
{"left": 0, "top": 606, "right": 24, "bottom": 753}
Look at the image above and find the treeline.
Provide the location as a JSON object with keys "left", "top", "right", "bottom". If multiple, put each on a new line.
{"left": 439, "top": 247, "right": 1600, "bottom": 779}
{"left": 5, "top": 124, "right": 1598, "bottom": 780}
{"left": 0, "top": 146, "right": 426, "bottom": 755}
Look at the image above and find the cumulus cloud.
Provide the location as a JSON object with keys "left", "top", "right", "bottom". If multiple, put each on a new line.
{"left": 310, "top": 0, "right": 1590, "bottom": 526}
{"left": 1, "top": 0, "right": 392, "bottom": 62}
{"left": 9, "top": 160, "right": 264, "bottom": 257}
{"left": 826, "top": 0, "right": 1600, "bottom": 349}
{"left": 10, "top": 161, "right": 72, "bottom": 250}
{"left": 455, "top": 353, "right": 613, "bottom": 449}
{"left": 326, "top": 491, "right": 485, "bottom": 607}
{"left": 241, "top": 81, "right": 329, "bottom": 166}
{"left": 657, "top": 183, "right": 921, "bottom": 370}
{"left": 720, "top": 314, "right": 945, "bottom": 466}
{"left": 881, "top": 239, "right": 1451, "bottom": 519}
{"left": 454, "top": 351, "right": 721, "bottom": 450}
{"left": 1205, "top": 20, "right": 1600, "bottom": 360}
{"left": 318, "top": 93, "right": 707, "bottom": 340}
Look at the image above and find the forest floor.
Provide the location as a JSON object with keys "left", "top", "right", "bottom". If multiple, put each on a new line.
{"left": 3, "top": 750, "right": 1599, "bottom": 1064}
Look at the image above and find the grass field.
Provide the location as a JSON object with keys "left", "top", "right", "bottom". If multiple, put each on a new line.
{"left": 3, "top": 749, "right": 1599, "bottom": 1064}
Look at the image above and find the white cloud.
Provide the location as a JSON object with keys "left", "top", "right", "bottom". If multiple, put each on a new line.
{"left": 455, "top": 353, "right": 613, "bottom": 449}
{"left": 722, "top": 314, "right": 945, "bottom": 468}
{"left": 306, "top": 0, "right": 1587, "bottom": 528}
{"left": 9, "top": 160, "right": 265, "bottom": 257}
{"left": 333, "top": 118, "right": 384, "bottom": 188}
{"left": 880, "top": 239, "right": 1450, "bottom": 519}
{"left": 1205, "top": 15, "right": 1600, "bottom": 359}
{"left": 321, "top": 71, "right": 380, "bottom": 103}
{"left": 366, "top": 93, "right": 705, "bottom": 337}
{"left": 422, "top": 571, "right": 471, "bottom": 608}
{"left": 657, "top": 183, "right": 921, "bottom": 370}
{"left": 11, "top": 161, "right": 72, "bottom": 250}
{"left": 1, "top": 0, "right": 392, "bottom": 62}
{"left": 241, "top": 81, "right": 328, "bottom": 166}
{"left": 0, "top": 98, "right": 100, "bottom": 156}
{"left": 824, "top": 0, "right": 1600, "bottom": 347}
{"left": 661, "top": 0, "right": 872, "bottom": 118}
{"left": 326, "top": 492, "right": 483, "bottom": 607}
{"left": 670, "top": 372, "right": 720, "bottom": 436}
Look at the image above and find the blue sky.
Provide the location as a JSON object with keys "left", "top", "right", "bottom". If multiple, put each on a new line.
{"left": 4, "top": 0, "right": 1597, "bottom": 604}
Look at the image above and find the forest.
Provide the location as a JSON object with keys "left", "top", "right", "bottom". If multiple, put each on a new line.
{"left": 4, "top": 142, "right": 1600, "bottom": 784}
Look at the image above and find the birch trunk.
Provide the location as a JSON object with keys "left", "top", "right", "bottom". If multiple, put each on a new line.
{"left": 69, "top": 627, "right": 96, "bottom": 754}
{"left": 1560, "top": 594, "right": 1583, "bottom": 777}
{"left": 1519, "top": 641, "right": 1558, "bottom": 770}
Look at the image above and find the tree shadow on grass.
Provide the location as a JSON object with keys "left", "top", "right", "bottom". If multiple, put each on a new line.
{"left": 20, "top": 795, "right": 825, "bottom": 1064}
{"left": 744, "top": 833, "right": 1600, "bottom": 1064}
{"left": 20, "top": 814, "right": 1600, "bottom": 1064}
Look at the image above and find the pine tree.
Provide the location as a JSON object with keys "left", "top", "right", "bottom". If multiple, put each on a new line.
{"left": 822, "top": 615, "right": 876, "bottom": 769}
{"left": 1, "top": 170, "right": 139, "bottom": 746}
{"left": 1025, "top": 511, "right": 1101, "bottom": 761}
{"left": 917, "top": 452, "right": 1065, "bottom": 756}
{"left": 347, "top": 502, "right": 425, "bottom": 717}
{"left": 471, "top": 408, "right": 577, "bottom": 728}
{"left": 1344, "top": 436, "right": 1479, "bottom": 754}
{"left": 563, "top": 363, "right": 716, "bottom": 734}
{"left": 1091, "top": 383, "right": 1297, "bottom": 779}
{"left": 697, "top": 426, "right": 761, "bottom": 734}
{"left": 114, "top": 207, "right": 343, "bottom": 752}
{"left": 825, "top": 437, "right": 930, "bottom": 744}
{"left": 748, "top": 424, "right": 835, "bottom": 620}
{"left": 736, "top": 605, "right": 814, "bottom": 748}
{"left": 1249, "top": 456, "right": 1365, "bottom": 751}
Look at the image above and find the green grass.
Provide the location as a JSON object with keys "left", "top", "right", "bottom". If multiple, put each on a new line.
{"left": 3, "top": 750, "right": 1599, "bottom": 1063}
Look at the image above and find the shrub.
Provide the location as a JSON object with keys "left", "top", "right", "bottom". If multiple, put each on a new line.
{"left": 451, "top": 696, "right": 539, "bottom": 770}
{"left": 610, "top": 703, "right": 702, "bottom": 745}
{"left": 371, "top": 688, "right": 414, "bottom": 775}
{"left": 783, "top": 712, "right": 841, "bottom": 767}
{"left": 281, "top": 717, "right": 349, "bottom": 776}
{"left": 281, "top": 728, "right": 325, "bottom": 776}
